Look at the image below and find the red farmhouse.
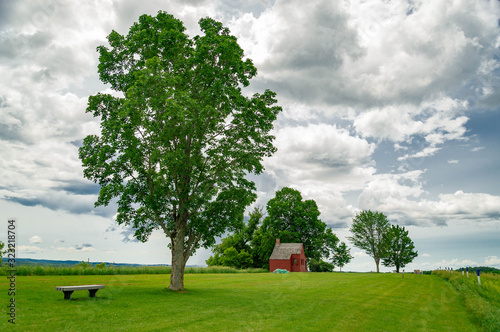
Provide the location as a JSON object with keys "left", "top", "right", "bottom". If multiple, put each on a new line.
{"left": 269, "top": 239, "right": 307, "bottom": 272}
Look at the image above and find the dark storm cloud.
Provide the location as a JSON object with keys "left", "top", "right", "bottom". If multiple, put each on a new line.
{"left": 5, "top": 193, "right": 115, "bottom": 217}
{"left": 70, "top": 139, "right": 83, "bottom": 147}
{"left": 327, "top": 222, "right": 349, "bottom": 229}
{"left": 5, "top": 196, "right": 41, "bottom": 207}
{"left": 105, "top": 222, "right": 140, "bottom": 243}
{"left": 121, "top": 229, "right": 140, "bottom": 243}
{"left": 75, "top": 243, "right": 93, "bottom": 250}
{"left": 0, "top": 1, "right": 15, "bottom": 28}
{"left": 117, "top": 225, "right": 141, "bottom": 243}
{"left": 59, "top": 181, "right": 101, "bottom": 196}
{"left": 5, "top": 195, "right": 86, "bottom": 213}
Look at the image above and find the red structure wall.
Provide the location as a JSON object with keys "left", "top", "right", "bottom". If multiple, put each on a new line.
{"left": 269, "top": 244, "right": 307, "bottom": 272}
{"left": 269, "top": 259, "right": 291, "bottom": 272}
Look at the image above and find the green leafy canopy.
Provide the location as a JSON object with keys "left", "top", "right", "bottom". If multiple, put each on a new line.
{"left": 348, "top": 210, "right": 390, "bottom": 273}
{"left": 79, "top": 11, "right": 281, "bottom": 289}
{"left": 382, "top": 225, "right": 418, "bottom": 273}
{"left": 262, "top": 187, "right": 339, "bottom": 262}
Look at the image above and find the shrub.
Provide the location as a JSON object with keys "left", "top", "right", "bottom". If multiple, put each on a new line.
{"left": 308, "top": 259, "right": 334, "bottom": 272}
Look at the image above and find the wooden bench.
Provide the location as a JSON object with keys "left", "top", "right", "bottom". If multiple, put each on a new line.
{"left": 55, "top": 285, "right": 105, "bottom": 300}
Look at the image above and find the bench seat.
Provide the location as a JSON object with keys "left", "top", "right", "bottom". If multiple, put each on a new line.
{"left": 55, "top": 284, "right": 105, "bottom": 300}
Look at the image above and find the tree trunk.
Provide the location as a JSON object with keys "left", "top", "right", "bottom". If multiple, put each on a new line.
{"left": 169, "top": 227, "right": 186, "bottom": 291}
{"left": 375, "top": 258, "right": 380, "bottom": 273}
{"left": 396, "top": 266, "right": 400, "bottom": 273}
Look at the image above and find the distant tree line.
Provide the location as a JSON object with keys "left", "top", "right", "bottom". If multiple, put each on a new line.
{"left": 207, "top": 189, "right": 421, "bottom": 273}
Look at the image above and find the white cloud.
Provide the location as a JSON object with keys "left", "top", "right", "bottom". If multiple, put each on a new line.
{"left": 352, "top": 251, "right": 369, "bottom": 258}
{"left": 29, "top": 235, "right": 42, "bottom": 244}
{"left": 358, "top": 170, "right": 426, "bottom": 210}
{"left": 231, "top": 0, "right": 500, "bottom": 108}
{"left": 18, "top": 245, "right": 43, "bottom": 254}
{"left": 358, "top": 170, "right": 500, "bottom": 225}
{"left": 424, "top": 191, "right": 500, "bottom": 222}
{"left": 56, "top": 245, "right": 95, "bottom": 253}
{"left": 484, "top": 256, "right": 500, "bottom": 267}
{"left": 448, "top": 160, "right": 459, "bottom": 164}
{"left": 435, "top": 258, "right": 479, "bottom": 269}
{"left": 265, "top": 123, "right": 375, "bottom": 189}
{"left": 231, "top": 0, "right": 497, "bottom": 164}
{"left": 352, "top": 98, "right": 469, "bottom": 160}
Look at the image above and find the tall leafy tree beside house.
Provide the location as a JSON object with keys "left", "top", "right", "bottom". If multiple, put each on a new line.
{"left": 382, "top": 225, "right": 418, "bottom": 273}
{"left": 261, "top": 187, "right": 339, "bottom": 262}
{"left": 79, "top": 11, "right": 281, "bottom": 290}
{"left": 207, "top": 188, "right": 341, "bottom": 270}
{"left": 348, "top": 210, "right": 390, "bottom": 273}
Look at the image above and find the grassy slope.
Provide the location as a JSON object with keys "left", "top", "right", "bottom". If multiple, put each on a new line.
{"left": 2, "top": 273, "right": 478, "bottom": 331}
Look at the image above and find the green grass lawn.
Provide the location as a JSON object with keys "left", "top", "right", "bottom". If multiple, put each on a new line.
{"left": 1, "top": 273, "right": 479, "bottom": 331}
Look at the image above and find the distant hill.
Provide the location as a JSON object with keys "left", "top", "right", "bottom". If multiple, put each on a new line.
{"left": 13, "top": 258, "right": 170, "bottom": 267}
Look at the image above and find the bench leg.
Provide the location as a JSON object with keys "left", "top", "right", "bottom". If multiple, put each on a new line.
{"left": 89, "top": 289, "right": 99, "bottom": 298}
{"left": 63, "top": 291, "right": 74, "bottom": 300}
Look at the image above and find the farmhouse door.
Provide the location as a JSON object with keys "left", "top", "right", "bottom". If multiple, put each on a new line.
{"left": 291, "top": 256, "right": 300, "bottom": 272}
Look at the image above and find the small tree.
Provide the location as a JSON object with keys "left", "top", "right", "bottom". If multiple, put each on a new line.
{"left": 348, "top": 210, "right": 390, "bottom": 273}
{"left": 382, "top": 225, "right": 418, "bottom": 273}
{"left": 331, "top": 242, "right": 353, "bottom": 272}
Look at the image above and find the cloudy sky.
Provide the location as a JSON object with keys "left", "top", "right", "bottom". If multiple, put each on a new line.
{"left": 1, "top": 0, "right": 499, "bottom": 272}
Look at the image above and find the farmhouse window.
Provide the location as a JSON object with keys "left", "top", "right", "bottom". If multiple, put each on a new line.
{"left": 293, "top": 259, "right": 297, "bottom": 265}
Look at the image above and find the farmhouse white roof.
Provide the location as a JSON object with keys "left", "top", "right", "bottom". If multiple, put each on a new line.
{"left": 269, "top": 243, "right": 303, "bottom": 260}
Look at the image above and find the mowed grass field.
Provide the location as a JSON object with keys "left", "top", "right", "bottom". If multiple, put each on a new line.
{"left": 1, "top": 273, "right": 479, "bottom": 331}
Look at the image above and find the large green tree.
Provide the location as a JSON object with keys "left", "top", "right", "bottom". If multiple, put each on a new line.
{"left": 348, "top": 210, "right": 390, "bottom": 273}
{"left": 259, "top": 187, "right": 339, "bottom": 263}
{"left": 382, "top": 225, "right": 418, "bottom": 273}
{"left": 79, "top": 12, "right": 281, "bottom": 290}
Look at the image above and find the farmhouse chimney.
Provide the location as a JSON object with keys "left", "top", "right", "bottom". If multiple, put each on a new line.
{"left": 276, "top": 238, "right": 280, "bottom": 245}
